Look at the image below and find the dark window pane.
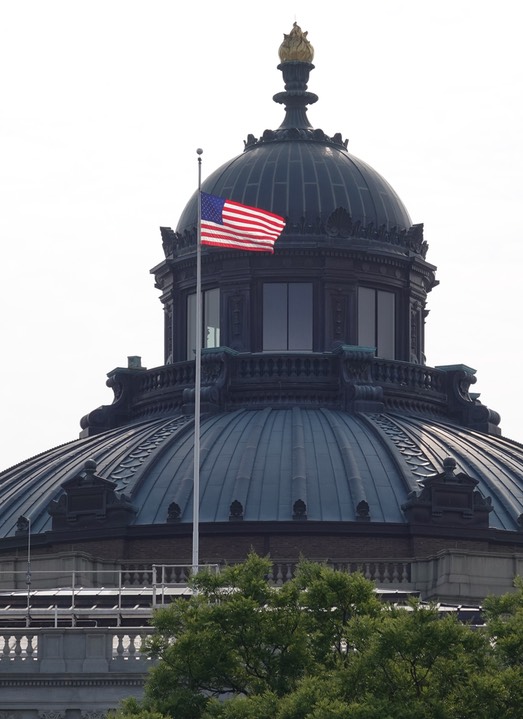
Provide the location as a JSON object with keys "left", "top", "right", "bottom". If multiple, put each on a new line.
{"left": 205, "top": 288, "right": 220, "bottom": 348}
{"left": 358, "top": 287, "right": 375, "bottom": 349}
{"left": 288, "top": 284, "right": 312, "bottom": 350}
{"left": 263, "top": 283, "right": 288, "bottom": 350}
{"left": 187, "top": 293, "right": 196, "bottom": 360}
{"left": 377, "top": 291, "right": 395, "bottom": 359}
{"left": 187, "top": 289, "right": 221, "bottom": 358}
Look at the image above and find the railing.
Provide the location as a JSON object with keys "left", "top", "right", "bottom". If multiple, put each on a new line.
{"left": 115, "top": 351, "right": 453, "bottom": 421}
{"left": 0, "top": 627, "right": 154, "bottom": 670}
{"left": 265, "top": 560, "right": 411, "bottom": 586}
{"left": 233, "top": 354, "right": 337, "bottom": 381}
{"left": 0, "top": 632, "right": 38, "bottom": 660}
{"left": 137, "top": 362, "right": 195, "bottom": 394}
{"left": 0, "top": 565, "right": 220, "bottom": 627}
{"left": 371, "top": 359, "right": 447, "bottom": 395}
{"left": 0, "top": 560, "right": 412, "bottom": 628}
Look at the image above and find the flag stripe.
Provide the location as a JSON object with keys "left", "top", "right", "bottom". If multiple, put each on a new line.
{"left": 201, "top": 223, "right": 277, "bottom": 244}
{"left": 201, "top": 223, "right": 276, "bottom": 251}
{"left": 223, "top": 205, "right": 286, "bottom": 231}
{"left": 200, "top": 192, "right": 285, "bottom": 253}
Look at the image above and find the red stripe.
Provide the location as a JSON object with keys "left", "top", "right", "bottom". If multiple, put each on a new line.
{"left": 201, "top": 222, "right": 277, "bottom": 245}
{"left": 224, "top": 199, "right": 286, "bottom": 225}
{"left": 221, "top": 213, "right": 284, "bottom": 235}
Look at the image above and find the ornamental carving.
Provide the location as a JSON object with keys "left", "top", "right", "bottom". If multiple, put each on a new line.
{"left": 48, "top": 459, "right": 136, "bottom": 530}
{"left": 356, "top": 499, "right": 370, "bottom": 521}
{"left": 325, "top": 207, "right": 353, "bottom": 238}
{"left": 229, "top": 500, "right": 244, "bottom": 521}
{"left": 244, "top": 127, "right": 348, "bottom": 150}
{"left": 402, "top": 457, "right": 493, "bottom": 527}
{"left": 160, "top": 225, "right": 176, "bottom": 258}
{"left": 293, "top": 499, "right": 307, "bottom": 520}
{"left": 229, "top": 293, "right": 243, "bottom": 342}
{"left": 331, "top": 291, "right": 346, "bottom": 341}
{"left": 110, "top": 416, "right": 191, "bottom": 491}
{"left": 167, "top": 501, "right": 181, "bottom": 523}
{"left": 278, "top": 22, "right": 314, "bottom": 63}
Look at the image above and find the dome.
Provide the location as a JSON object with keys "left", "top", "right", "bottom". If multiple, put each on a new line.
{"left": 0, "top": 24, "right": 520, "bottom": 608}
{"left": 175, "top": 34, "right": 414, "bottom": 246}
{"left": 176, "top": 141, "right": 412, "bottom": 237}
{"left": 1, "top": 408, "right": 521, "bottom": 538}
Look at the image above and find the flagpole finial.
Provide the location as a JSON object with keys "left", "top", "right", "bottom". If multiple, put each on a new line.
{"left": 196, "top": 148, "right": 203, "bottom": 155}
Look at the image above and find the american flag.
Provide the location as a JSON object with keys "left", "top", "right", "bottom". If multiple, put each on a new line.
{"left": 200, "top": 192, "right": 285, "bottom": 253}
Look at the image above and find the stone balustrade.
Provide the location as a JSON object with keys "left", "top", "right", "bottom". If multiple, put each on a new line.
{"left": 81, "top": 347, "right": 501, "bottom": 436}
{"left": 0, "top": 628, "right": 153, "bottom": 670}
{"left": 0, "top": 628, "right": 154, "bottom": 718}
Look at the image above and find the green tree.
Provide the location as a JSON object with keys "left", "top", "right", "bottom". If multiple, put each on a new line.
{"left": 114, "top": 555, "right": 523, "bottom": 719}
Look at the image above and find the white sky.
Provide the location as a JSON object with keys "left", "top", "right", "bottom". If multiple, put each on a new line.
{"left": 1, "top": 0, "right": 522, "bottom": 472}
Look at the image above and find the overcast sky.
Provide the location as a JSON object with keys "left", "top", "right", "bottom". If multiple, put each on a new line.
{"left": 1, "top": 0, "right": 522, "bottom": 471}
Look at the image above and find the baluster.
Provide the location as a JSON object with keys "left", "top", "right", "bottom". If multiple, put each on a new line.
{"left": 303, "top": 358, "right": 310, "bottom": 376}
{"left": 127, "top": 634, "right": 137, "bottom": 657}
{"left": 275, "top": 564, "right": 283, "bottom": 586}
{"left": 115, "top": 633, "right": 125, "bottom": 656}
{"left": 1, "top": 634, "right": 10, "bottom": 657}
{"left": 392, "top": 563, "right": 399, "bottom": 583}
{"left": 25, "top": 634, "right": 36, "bottom": 659}
{"left": 14, "top": 635, "right": 22, "bottom": 656}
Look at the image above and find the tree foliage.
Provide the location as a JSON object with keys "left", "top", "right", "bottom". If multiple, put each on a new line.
{"left": 113, "top": 554, "right": 523, "bottom": 719}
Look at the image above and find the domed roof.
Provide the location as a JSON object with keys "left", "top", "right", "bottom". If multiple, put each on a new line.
{"left": 2, "top": 408, "right": 523, "bottom": 538}
{"left": 176, "top": 26, "right": 413, "bottom": 243}
{"left": 176, "top": 141, "right": 412, "bottom": 237}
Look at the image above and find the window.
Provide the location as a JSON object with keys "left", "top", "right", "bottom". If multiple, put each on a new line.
{"left": 358, "top": 287, "right": 395, "bottom": 359}
{"left": 263, "top": 283, "right": 312, "bottom": 351}
{"left": 187, "top": 288, "right": 220, "bottom": 359}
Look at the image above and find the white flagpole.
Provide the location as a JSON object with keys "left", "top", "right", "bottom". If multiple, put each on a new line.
{"left": 192, "top": 148, "right": 203, "bottom": 576}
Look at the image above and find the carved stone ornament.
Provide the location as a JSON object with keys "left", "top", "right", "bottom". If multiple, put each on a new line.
{"left": 402, "top": 457, "right": 493, "bottom": 528}
{"left": 229, "top": 500, "right": 244, "bottom": 521}
{"left": 167, "top": 501, "right": 182, "bottom": 523}
{"left": 293, "top": 499, "right": 307, "bottom": 520}
{"left": 325, "top": 207, "right": 353, "bottom": 238}
{"left": 15, "top": 515, "right": 29, "bottom": 535}
{"left": 47, "top": 459, "right": 136, "bottom": 530}
{"left": 356, "top": 499, "right": 370, "bottom": 521}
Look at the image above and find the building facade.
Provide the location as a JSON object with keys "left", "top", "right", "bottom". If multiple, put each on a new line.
{"left": 1, "top": 23, "right": 522, "bottom": 717}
